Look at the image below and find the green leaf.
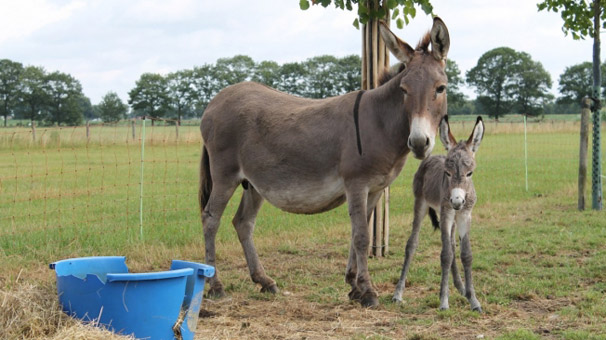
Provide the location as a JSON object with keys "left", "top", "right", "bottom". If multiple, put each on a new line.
{"left": 386, "top": 0, "right": 398, "bottom": 9}
{"left": 299, "top": 0, "right": 310, "bottom": 10}
{"left": 391, "top": 8, "right": 399, "bottom": 20}
{"left": 353, "top": 18, "right": 360, "bottom": 29}
{"left": 396, "top": 17, "right": 404, "bottom": 29}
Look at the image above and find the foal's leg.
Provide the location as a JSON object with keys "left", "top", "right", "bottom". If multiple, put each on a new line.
{"left": 232, "top": 186, "right": 278, "bottom": 294}
{"left": 458, "top": 212, "right": 482, "bottom": 312}
{"left": 393, "top": 199, "right": 428, "bottom": 303}
{"left": 345, "top": 187, "right": 378, "bottom": 308}
{"left": 202, "top": 182, "right": 239, "bottom": 297}
{"left": 346, "top": 191, "right": 382, "bottom": 302}
{"left": 439, "top": 209, "right": 455, "bottom": 310}
{"left": 450, "top": 228, "right": 466, "bottom": 296}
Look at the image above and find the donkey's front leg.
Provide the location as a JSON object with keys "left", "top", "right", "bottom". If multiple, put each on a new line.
{"left": 345, "top": 187, "right": 378, "bottom": 308}
{"left": 458, "top": 213, "right": 482, "bottom": 312}
{"left": 439, "top": 209, "right": 455, "bottom": 310}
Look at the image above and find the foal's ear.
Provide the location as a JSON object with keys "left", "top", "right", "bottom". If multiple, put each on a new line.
{"left": 466, "top": 116, "right": 485, "bottom": 154}
{"left": 379, "top": 21, "right": 415, "bottom": 64}
{"left": 439, "top": 115, "right": 457, "bottom": 151}
{"left": 430, "top": 17, "right": 450, "bottom": 61}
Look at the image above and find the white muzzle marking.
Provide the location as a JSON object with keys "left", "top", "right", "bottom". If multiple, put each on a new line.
{"left": 450, "top": 188, "right": 466, "bottom": 210}
{"left": 408, "top": 117, "right": 435, "bottom": 159}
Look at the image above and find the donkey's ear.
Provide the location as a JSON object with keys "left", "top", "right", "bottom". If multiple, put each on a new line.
{"left": 430, "top": 17, "right": 450, "bottom": 61}
{"left": 379, "top": 21, "right": 415, "bottom": 64}
{"left": 439, "top": 115, "right": 457, "bottom": 150}
{"left": 466, "top": 116, "right": 485, "bottom": 154}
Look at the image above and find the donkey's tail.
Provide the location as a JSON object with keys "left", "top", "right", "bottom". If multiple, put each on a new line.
{"left": 428, "top": 207, "right": 439, "bottom": 230}
{"left": 199, "top": 146, "right": 212, "bottom": 213}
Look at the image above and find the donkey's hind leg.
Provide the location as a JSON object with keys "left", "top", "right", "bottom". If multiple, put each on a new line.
{"left": 203, "top": 182, "right": 239, "bottom": 298}
{"left": 393, "top": 199, "right": 428, "bottom": 303}
{"left": 232, "top": 184, "right": 278, "bottom": 294}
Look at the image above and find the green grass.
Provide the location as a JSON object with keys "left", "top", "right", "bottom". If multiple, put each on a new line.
{"left": 1, "top": 121, "right": 606, "bottom": 339}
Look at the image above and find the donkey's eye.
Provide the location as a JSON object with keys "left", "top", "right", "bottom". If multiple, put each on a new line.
{"left": 466, "top": 171, "right": 473, "bottom": 177}
{"left": 436, "top": 85, "right": 446, "bottom": 94}
{"left": 445, "top": 171, "right": 451, "bottom": 177}
{"left": 401, "top": 87, "right": 408, "bottom": 95}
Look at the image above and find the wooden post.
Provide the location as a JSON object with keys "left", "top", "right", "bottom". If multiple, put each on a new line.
{"left": 131, "top": 119, "right": 136, "bottom": 140}
{"left": 86, "top": 120, "right": 90, "bottom": 141}
{"left": 31, "top": 121, "right": 36, "bottom": 143}
{"left": 176, "top": 119, "right": 180, "bottom": 140}
{"left": 579, "top": 97, "right": 591, "bottom": 210}
{"left": 362, "top": 1, "right": 390, "bottom": 257}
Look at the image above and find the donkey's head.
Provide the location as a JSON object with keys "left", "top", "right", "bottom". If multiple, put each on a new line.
{"left": 439, "top": 116, "right": 484, "bottom": 210}
{"left": 379, "top": 17, "right": 450, "bottom": 160}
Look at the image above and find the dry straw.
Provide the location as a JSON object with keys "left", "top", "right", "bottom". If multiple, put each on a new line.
{"left": 0, "top": 280, "right": 135, "bottom": 340}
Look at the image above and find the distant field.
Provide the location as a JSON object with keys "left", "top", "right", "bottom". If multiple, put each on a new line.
{"left": 1, "top": 120, "right": 605, "bottom": 339}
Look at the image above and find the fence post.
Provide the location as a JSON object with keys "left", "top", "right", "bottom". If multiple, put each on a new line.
{"left": 579, "top": 98, "right": 591, "bottom": 210}
{"left": 131, "top": 119, "right": 136, "bottom": 140}
{"left": 32, "top": 121, "right": 36, "bottom": 143}
{"left": 139, "top": 117, "right": 147, "bottom": 240}
{"left": 524, "top": 115, "right": 528, "bottom": 192}
{"left": 86, "top": 120, "right": 90, "bottom": 142}
{"left": 176, "top": 119, "right": 180, "bottom": 140}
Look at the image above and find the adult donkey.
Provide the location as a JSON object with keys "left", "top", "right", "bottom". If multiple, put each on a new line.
{"left": 199, "top": 17, "right": 450, "bottom": 307}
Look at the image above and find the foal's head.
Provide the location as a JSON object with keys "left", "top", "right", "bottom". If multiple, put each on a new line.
{"left": 379, "top": 17, "right": 450, "bottom": 160}
{"left": 439, "top": 116, "right": 485, "bottom": 210}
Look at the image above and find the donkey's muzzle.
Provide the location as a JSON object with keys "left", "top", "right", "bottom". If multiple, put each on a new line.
{"left": 408, "top": 135, "right": 431, "bottom": 159}
{"left": 450, "top": 188, "right": 466, "bottom": 210}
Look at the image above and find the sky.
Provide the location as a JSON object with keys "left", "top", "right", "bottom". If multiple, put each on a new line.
{"left": 0, "top": 0, "right": 597, "bottom": 104}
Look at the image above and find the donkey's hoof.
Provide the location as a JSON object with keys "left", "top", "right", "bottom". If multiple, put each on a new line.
{"left": 392, "top": 296, "right": 403, "bottom": 304}
{"left": 348, "top": 288, "right": 362, "bottom": 301}
{"left": 207, "top": 286, "right": 226, "bottom": 298}
{"left": 360, "top": 292, "right": 379, "bottom": 308}
{"left": 472, "top": 306, "right": 483, "bottom": 313}
{"left": 261, "top": 283, "right": 279, "bottom": 294}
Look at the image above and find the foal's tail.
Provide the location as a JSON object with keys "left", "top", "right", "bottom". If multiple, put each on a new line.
{"left": 199, "top": 146, "right": 212, "bottom": 213}
{"left": 428, "top": 207, "right": 439, "bottom": 230}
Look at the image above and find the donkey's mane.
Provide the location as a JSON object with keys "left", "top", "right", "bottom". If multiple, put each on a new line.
{"left": 378, "top": 31, "right": 432, "bottom": 86}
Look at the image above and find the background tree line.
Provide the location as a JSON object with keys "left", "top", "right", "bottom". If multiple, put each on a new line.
{"left": 1, "top": 49, "right": 604, "bottom": 126}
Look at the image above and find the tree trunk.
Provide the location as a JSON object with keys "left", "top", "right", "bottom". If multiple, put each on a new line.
{"left": 363, "top": 1, "right": 390, "bottom": 257}
{"left": 591, "top": 0, "right": 603, "bottom": 210}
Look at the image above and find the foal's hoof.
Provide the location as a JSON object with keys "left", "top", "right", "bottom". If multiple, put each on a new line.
{"left": 261, "top": 283, "right": 279, "bottom": 294}
{"left": 472, "top": 306, "right": 483, "bottom": 313}
{"left": 360, "top": 292, "right": 379, "bottom": 308}
{"left": 392, "top": 296, "right": 403, "bottom": 304}
{"left": 206, "top": 286, "right": 225, "bottom": 298}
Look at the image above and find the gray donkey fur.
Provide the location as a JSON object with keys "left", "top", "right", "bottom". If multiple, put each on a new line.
{"left": 392, "top": 116, "right": 484, "bottom": 312}
{"left": 199, "top": 17, "right": 451, "bottom": 307}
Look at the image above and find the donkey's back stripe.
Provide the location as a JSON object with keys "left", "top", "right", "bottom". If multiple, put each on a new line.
{"left": 353, "top": 90, "right": 365, "bottom": 155}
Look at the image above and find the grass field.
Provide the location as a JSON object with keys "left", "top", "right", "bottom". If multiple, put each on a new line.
{"left": 1, "top": 117, "right": 606, "bottom": 339}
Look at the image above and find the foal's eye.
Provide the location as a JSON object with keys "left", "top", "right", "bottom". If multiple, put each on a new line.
{"left": 445, "top": 171, "right": 451, "bottom": 177}
{"left": 436, "top": 85, "right": 446, "bottom": 94}
{"left": 401, "top": 87, "right": 408, "bottom": 95}
{"left": 466, "top": 171, "right": 473, "bottom": 177}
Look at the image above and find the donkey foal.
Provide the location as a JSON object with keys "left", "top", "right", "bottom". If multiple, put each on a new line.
{"left": 392, "top": 116, "right": 484, "bottom": 312}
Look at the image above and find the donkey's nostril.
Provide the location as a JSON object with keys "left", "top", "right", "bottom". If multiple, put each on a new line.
{"left": 425, "top": 137, "right": 430, "bottom": 147}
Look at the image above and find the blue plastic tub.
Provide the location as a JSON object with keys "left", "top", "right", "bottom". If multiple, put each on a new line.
{"left": 50, "top": 256, "right": 215, "bottom": 340}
